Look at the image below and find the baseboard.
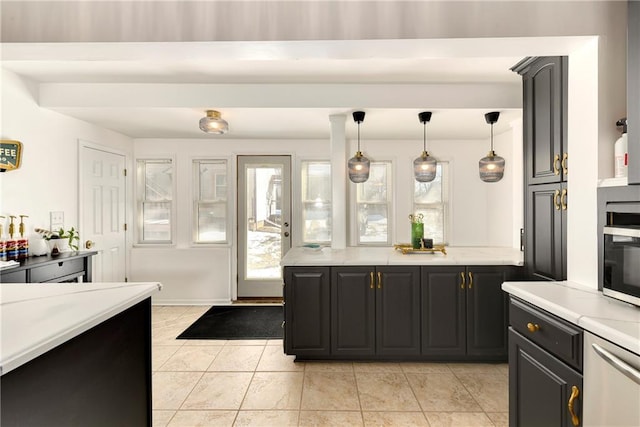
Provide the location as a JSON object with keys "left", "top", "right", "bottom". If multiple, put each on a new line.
{"left": 151, "top": 298, "right": 231, "bottom": 306}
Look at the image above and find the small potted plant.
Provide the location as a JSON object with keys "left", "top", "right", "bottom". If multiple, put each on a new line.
{"left": 35, "top": 227, "right": 80, "bottom": 255}
{"left": 58, "top": 227, "right": 80, "bottom": 252}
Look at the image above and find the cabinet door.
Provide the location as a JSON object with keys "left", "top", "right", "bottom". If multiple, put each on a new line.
{"left": 421, "top": 266, "right": 465, "bottom": 356}
{"left": 331, "top": 266, "right": 376, "bottom": 356}
{"left": 509, "top": 329, "right": 583, "bottom": 427}
{"left": 466, "top": 266, "right": 509, "bottom": 358}
{"left": 376, "top": 266, "right": 421, "bottom": 356}
{"left": 284, "top": 267, "right": 330, "bottom": 357}
{"left": 526, "top": 183, "right": 566, "bottom": 280}
{"left": 521, "top": 56, "right": 567, "bottom": 185}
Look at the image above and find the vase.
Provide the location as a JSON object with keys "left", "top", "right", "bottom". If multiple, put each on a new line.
{"left": 411, "top": 222, "right": 424, "bottom": 249}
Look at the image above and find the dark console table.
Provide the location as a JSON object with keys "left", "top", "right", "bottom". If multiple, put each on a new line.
{"left": 0, "top": 251, "right": 97, "bottom": 283}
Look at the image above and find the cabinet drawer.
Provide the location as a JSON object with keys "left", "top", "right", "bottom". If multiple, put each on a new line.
{"left": 509, "top": 297, "right": 582, "bottom": 371}
{"left": 1, "top": 269, "right": 27, "bottom": 283}
{"left": 30, "top": 258, "right": 84, "bottom": 283}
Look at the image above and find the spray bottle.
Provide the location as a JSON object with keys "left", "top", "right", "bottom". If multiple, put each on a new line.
{"left": 615, "top": 118, "right": 628, "bottom": 178}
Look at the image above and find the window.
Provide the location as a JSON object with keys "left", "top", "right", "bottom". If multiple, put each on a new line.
{"left": 301, "top": 161, "right": 331, "bottom": 244}
{"left": 193, "top": 159, "right": 228, "bottom": 243}
{"left": 136, "top": 159, "right": 173, "bottom": 243}
{"left": 413, "top": 162, "right": 448, "bottom": 244}
{"left": 356, "top": 161, "right": 392, "bottom": 245}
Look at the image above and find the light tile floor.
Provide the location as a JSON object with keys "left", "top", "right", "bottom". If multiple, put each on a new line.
{"left": 152, "top": 305, "right": 509, "bottom": 427}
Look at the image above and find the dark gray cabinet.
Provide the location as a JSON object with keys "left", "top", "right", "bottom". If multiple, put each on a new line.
{"left": 509, "top": 298, "right": 583, "bottom": 427}
{"left": 514, "top": 56, "right": 568, "bottom": 186}
{"left": 422, "top": 266, "right": 511, "bottom": 359}
{"left": 513, "top": 56, "right": 569, "bottom": 281}
{"left": 331, "top": 266, "right": 420, "bottom": 357}
{"left": 0, "top": 251, "right": 97, "bottom": 283}
{"left": 526, "top": 182, "right": 567, "bottom": 281}
{"left": 284, "top": 267, "right": 330, "bottom": 357}
{"left": 628, "top": 0, "right": 640, "bottom": 184}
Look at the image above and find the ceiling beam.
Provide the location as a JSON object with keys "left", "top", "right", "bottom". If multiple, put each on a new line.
{"left": 39, "top": 82, "right": 521, "bottom": 109}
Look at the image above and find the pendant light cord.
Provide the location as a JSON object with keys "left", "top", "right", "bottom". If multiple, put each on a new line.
{"left": 423, "top": 122, "right": 427, "bottom": 152}
{"left": 357, "top": 121, "right": 361, "bottom": 152}
{"left": 490, "top": 123, "right": 494, "bottom": 151}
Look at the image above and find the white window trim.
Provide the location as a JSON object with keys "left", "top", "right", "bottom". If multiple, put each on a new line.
{"left": 296, "top": 158, "right": 332, "bottom": 247}
{"left": 134, "top": 155, "right": 177, "bottom": 247}
{"left": 190, "top": 156, "right": 233, "bottom": 247}
{"left": 350, "top": 159, "right": 395, "bottom": 247}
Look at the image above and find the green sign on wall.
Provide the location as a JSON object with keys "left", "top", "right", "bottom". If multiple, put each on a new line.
{"left": 0, "top": 140, "right": 23, "bottom": 172}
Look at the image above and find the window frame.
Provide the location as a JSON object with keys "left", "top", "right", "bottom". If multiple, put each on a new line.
{"left": 351, "top": 160, "right": 394, "bottom": 246}
{"left": 412, "top": 161, "right": 450, "bottom": 245}
{"left": 191, "top": 158, "right": 231, "bottom": 245}
{"left": 298, "top": 159, "right": 332, "bottom": 246}
{"left": 135, "top": 156, "right": 176, "bottom": 246}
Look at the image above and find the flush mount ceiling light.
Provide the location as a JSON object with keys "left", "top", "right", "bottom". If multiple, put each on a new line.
{"left": 348, "top": 111, "right": 370, "bottom": 183}
{"left": 479, "top": 111, "right": 505, "bottom": 182}
{"left": 414, "top": 111, "right": 437, "bottom": 182}
{"left": 199, "top": 110, "right": 229, "bottom": 134}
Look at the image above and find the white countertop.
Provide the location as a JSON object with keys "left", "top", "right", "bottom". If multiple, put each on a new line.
{"left": 282, "top": 246, "right": 523, "bottom": 267}
{"left": 0, "top": 282, "right": 162, "bottom": 375}
{"left": 502, "top": 281, "right": 640, "bottom": 355}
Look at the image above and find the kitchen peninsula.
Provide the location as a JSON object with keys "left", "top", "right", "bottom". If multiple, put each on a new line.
{"left": 0, "top": 281, "right": 161, "bottom": 426}
{"left": 282, "top": 246, "right": 523, "bottom": 361}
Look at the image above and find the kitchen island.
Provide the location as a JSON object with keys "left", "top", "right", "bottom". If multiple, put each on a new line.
{"left": 281, "top": 246, "right": 523, "bottom": 361}
{"left": 0, "top": 281, "right": 161, "bottom": 427}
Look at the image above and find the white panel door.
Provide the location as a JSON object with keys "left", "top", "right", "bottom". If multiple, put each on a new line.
{"left": 80, "top": 145, "right": 126, "bottom": 282}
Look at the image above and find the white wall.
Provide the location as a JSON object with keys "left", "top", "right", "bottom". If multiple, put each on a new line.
{"left": 0, "top": 69, "right": 133, "bottom": 246}
{"left": 133, "top": 127, "right": 521, "bottom": 304}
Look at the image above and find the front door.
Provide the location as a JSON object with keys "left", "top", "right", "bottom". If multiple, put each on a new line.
{"left": 79, "top": 142, "right": 127, "bottom": 282}
{"left": 237, "top": 156, "right": 291, "bottom": 297}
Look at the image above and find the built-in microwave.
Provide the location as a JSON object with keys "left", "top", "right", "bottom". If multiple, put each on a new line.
{"left": 603, "top": 225, "right": 640, "bottom": 307}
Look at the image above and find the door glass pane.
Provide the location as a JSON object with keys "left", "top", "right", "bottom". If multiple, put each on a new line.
{"left": 245, "top": 165, "right": 283, "bottom": 280}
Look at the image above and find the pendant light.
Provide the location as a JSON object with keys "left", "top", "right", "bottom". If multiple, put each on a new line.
{"left": 479, "top": 111, "right": 505, "bottom": 182}
{"left": 414, "top": 111, "right": 437, "bottom": 182}
{"left": 199, "top": 110, "right": 229, "bottom": 134}
{"left": 348, "top": 111, "right": 370, "bottom": 183}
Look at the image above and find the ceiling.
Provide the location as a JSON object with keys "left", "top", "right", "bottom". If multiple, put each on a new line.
{"left": 1, "top": 39, "right": 534, "bottom": 140}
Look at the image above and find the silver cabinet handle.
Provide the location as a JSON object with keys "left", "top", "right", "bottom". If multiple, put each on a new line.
{"left": 592, "top": 343, "right": 640, "bottom": 385}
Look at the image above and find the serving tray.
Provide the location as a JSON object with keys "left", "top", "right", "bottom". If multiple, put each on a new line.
{"left": 393, "top": 244, "right": 447, "bottom": 255}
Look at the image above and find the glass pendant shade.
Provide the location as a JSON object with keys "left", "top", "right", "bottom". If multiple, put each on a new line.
{"left": 479, "top": 111, "right": 504, "bottom": 182}
{"left": 415, "top": 111, "right": 436, "bottom": 182}
{"left": 348, "top": 151, "right": 371, "bottom": 183}
{"left": 349, "top": 111, "right": 370, "bottom": 183}
{"left": 479, "top": 150, "right": 505, "bottom": 182}
{"left": 199, "top": 110, "right": 229, "bottom": 134}
{"left": 414, "top": 152, "right": 437, "bottom": 182}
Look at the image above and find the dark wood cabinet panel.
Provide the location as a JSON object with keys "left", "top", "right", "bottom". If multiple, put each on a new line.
{"left": 331, "top": 267, "right": 376, "bottom": 356}
{"left": 0, "top": 251, "right": 96, "bottom": 283}
{"left": 466, "top": 266, "right": 510, "bottom": 357}
{"left": 509, "top": 328, "right": 583, "bottom": 427}
{"left": 376, "top": 266, "right": 421, "bottom": 356}
{"left": 421, "top": 267, "right": 465, "bottom": 356}
{"left": 284, "top": 267, "right": 331, "bottom": 357}
{"left": 526, "top": 182, "right": 567, "bottom": 280}
{"left": 628, "top": 0, "right": 640, "bottom": 184}
{"left": 516, "top": 56, "right": 568, "bottom": 185}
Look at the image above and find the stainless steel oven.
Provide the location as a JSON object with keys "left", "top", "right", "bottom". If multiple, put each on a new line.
{"left": 603, "top": 225, "right": 640, "bottom": 306}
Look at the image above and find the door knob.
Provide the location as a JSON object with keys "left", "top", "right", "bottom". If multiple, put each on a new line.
{"left": 283, "top": 232, "right": 290, "bottom": 237}
{"left": 85, "top": 240, "right": 95, "bottom": 249}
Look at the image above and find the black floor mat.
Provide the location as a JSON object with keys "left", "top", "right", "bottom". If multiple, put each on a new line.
{"left": 176, "top": 305, "right": 283, "bottom": 340}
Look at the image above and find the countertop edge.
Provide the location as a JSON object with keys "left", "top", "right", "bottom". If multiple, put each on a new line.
{"left": 0, "top": 282, "right": 162, "bottom": 376}
{"left": 502, "top": 281, "right": 640, "bottom": 355}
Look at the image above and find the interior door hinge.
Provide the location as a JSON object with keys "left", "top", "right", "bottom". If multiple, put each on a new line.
{"left": 124, "top": 168, "right": 127, "bottom": 177}
{"left": 125, "top": 277, "right": 128, "bottom": 283}
{"left": 124, "top": 223, "right": 128, "bottom": 231}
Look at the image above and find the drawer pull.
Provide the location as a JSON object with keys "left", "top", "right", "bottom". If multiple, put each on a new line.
{"left": 468, "top": 271, "right": 473, "bottom": 289}
{"left": 526, "top": 322, "right": 540, "bottom": 332}
{"left": 58, "top": 262, "right": 64, "bottom": 267}
{"left": 460, "top": 272, "right": 466, "bottom": 289}
{"left": 369, "top": 272, "right": 374, "bottom": 289}
{"left": 567, "top": 385, "right": 580, "bottom": 426}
